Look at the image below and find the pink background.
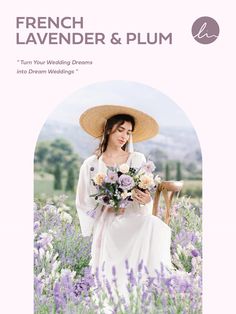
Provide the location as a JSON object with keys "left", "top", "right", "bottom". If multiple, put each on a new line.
{"left": 1, "top": 0, "right": 236, "bottom": 312}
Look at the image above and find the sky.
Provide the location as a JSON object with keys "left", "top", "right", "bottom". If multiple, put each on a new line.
{"left": 47, "top": 80, "right": 194, "bottom": 129}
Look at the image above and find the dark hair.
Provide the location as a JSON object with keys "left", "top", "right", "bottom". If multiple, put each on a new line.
{"left": 95, "top": 114, "right": 135, "bottom": 158}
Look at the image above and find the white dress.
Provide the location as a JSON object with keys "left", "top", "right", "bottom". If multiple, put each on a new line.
{"left": 76, "top": 152, "right": 172, "bottom": 294}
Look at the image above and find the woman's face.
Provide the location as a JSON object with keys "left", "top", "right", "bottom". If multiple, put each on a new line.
{"left": 108, "top": 121, "right": 132, "bottom": 148}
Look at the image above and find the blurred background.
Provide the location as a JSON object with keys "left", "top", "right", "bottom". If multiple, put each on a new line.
{"left": 34, "top": 80, "right": 202, "bottom": 206}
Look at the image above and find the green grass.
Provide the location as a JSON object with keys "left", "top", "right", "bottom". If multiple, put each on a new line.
{"left": 34, "top": 173, "right": 76, "bottom": 207}
{"left": 34, "top": 179, "right": 54, "bottom": 195}
{"left": 181, "top": 180, "right": 202, "bottom": 198}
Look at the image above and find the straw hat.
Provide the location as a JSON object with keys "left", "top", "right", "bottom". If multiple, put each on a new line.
{"left": 79, "top": 105, "right": 159, "bottom": 142}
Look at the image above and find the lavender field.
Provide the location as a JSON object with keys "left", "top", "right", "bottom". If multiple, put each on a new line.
{"left": 34, "top": 195, "right": 202, "bottom": 313}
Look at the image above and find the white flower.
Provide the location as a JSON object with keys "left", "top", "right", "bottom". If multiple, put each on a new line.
{"left": 37, "top": 268, "right": 46, "bottom": 279}
{"left": 48, "top": 229, "right": 57, "bottom": 235}
{"left": 39, "top": 248, "right": 45, "bottom": 259}
{"left": 62, "top": 204, "right": 70, "bottom": 211}
{"left": 93, "top": 172, "right": 106, "bottom": 185}
{"left": 131, "top": 189, "right": 136, "bottom": 199}
{"left": 34, "top": 221, "right": 40, "bottom": 229}
{"left": 44, "top": 277, "right": 50, "bottom": 285}
{"left": 52, "top": 253, "right": 59, "bottom": 262}
{"left": 60, "top": 212, "right": 72, "bottom": 224}
{"left": 37, "top": 233, "right": 53, "bottom": 249}
{"left": 191, "top": 256, "right": 202, "bottom": 269}
{"left": 44, "top": 205, "right": 58, "bottom": 214}
{"left": 186, "top": 243, "right": 195, "bottom": 252}
{"left": 154, "top": 174, "right": 162, "bottom": 185}
{"left": 58, "top": 204, "right": 70, "bottom": 213}
{"left": 46, "top": 250, "right": 53, "bottom": 262}
{"left": 121, "top": 190, "right": 131, "bottom": 199}
{"left": 49, "top": 271, "right": 60, "bottom": 282}
{"left": 121, "top": 190, "right": 128, "bottom": 199}
{"left": 119, "top": 163, "right": 130, "bottom": 174}
{"left": 40, "top": 232, "right": 53, "bottom": 240}
{"left": 60, "top": 268, "right": 76, "bottom": 280}
{"left": 176, "top": 244, "right": 183, "bottom": 255}
{"left": 195, "top": 231, "right": 202, "bottom": 241}
{"left": 138, "top": 174, "right": 154, "bottom": 189}
{"left": 48, "top": 243, "right": 53, "bottom": 250}
{"left": 52, "top": 260, "right": 61, "bottom": 272}
{"left": 174, "top": 252, "right": 179, "bottom": 260}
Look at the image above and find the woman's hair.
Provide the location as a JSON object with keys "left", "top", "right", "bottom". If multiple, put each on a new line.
{"left": 95, "top": 114, "right": 135, "bottom": 158}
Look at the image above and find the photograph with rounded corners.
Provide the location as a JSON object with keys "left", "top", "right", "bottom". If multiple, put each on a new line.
{"left": 34, "top": 80, "right": 202, "bottom": 313}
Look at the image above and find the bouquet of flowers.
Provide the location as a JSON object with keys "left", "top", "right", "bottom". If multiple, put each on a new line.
{"left": 90, "top": 160, "right": 162, "bottom": 214}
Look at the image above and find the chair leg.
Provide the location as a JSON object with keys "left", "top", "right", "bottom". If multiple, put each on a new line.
{"left": 162, "top": 189, "right": 172, "bottom": 225}
{"left": 152, "top": 181, "right": 183, "bottom": 224}
{"left": 152, "top": 189, "right": 161, "bottom": 216}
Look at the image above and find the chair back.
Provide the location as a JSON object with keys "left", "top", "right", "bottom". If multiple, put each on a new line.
{"left": 152, "top": 180, "right": 184, "bottom": 225}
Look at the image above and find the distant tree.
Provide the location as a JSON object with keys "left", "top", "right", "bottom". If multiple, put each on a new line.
{"left": 165, "top": 163, "right": 170, "bottom": 180}
{"left": 34, "top": 141, "right": 50, "bottom": 163}
{"left": 46, "top": 139, "right": 79, "bottom": 173}
{"left": 66, "top": 167, "right": 75, "bottom": 192}
{"left": 155, "top": 160, "right": 164, "bottom": 172}
{"left": 35, "top": 138, "right": 81, "bottom": 178}
{"left": 64, "top": 153, "right": 80, "bottom": 172}
{"left": 186, "top": 162, "right": 197, "bottom": 173}
{"left": 176, "top": 161, "right": 182, "bottom": 181}
{"left": 51, "top": 138, "right": 73, "bottom": 155}
{"left": 54, "top": 164, "right": 62, "bottom": 190}
{"left": 47, "top": 148, "right": 65, "bottom": 167}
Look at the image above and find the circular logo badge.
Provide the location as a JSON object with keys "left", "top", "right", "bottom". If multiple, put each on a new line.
{"left": 192, "top": 16, "right": 219, "bottom": 44}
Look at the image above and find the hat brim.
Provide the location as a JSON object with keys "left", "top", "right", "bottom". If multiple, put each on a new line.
{"left": 79, "top": 105, "right": 159, "bottom": 142}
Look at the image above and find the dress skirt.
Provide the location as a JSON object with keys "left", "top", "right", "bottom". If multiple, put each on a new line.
{"left": 90, "top": 203, "right": 172, "bottom": 294}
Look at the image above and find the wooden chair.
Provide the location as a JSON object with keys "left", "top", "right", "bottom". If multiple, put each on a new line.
{"left": 152, "top": 181, "right": 184, "bottom": 225}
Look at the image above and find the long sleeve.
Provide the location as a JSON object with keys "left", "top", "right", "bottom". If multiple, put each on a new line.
{"left": 130, "top": 151, "right": 146, "bottom": 168}
{"left": 130, "top": 152, "right": 153, "bottom": 214}
{"left": 75, "top": 160, "right": 101, "bottom": 237}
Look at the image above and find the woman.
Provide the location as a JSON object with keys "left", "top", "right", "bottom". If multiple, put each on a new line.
{"left": 76, "top": 104, "right": 172, "bottom": 293}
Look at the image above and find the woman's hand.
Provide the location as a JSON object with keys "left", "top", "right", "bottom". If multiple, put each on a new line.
{"left": 132, "top": 189, "right": 151, "bottom": 205}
